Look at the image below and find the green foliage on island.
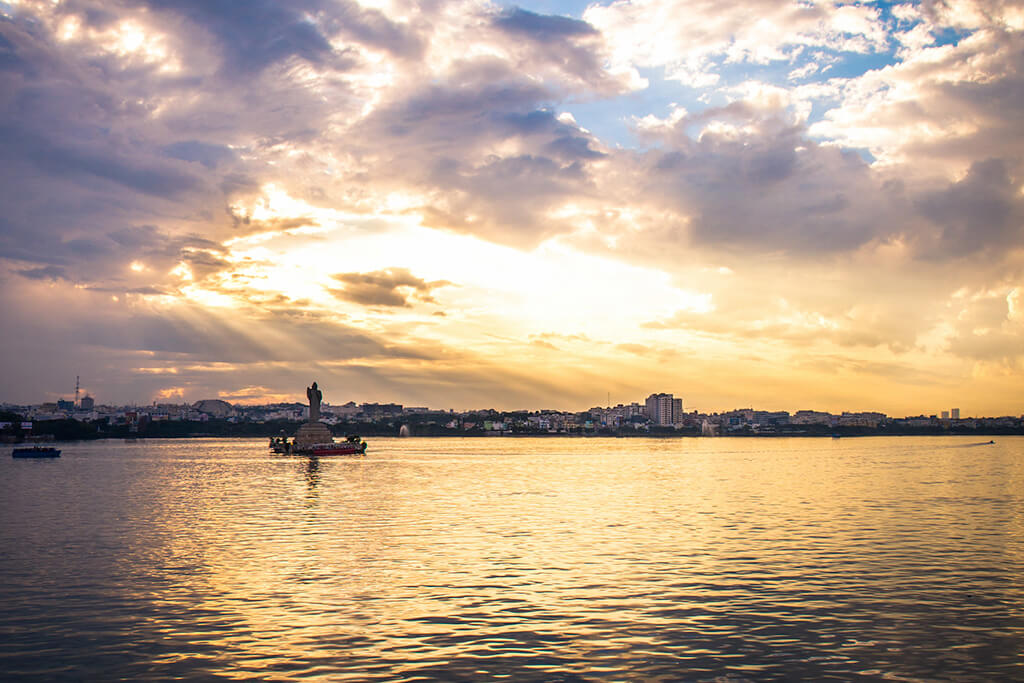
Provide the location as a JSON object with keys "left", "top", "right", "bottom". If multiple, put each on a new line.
{"left": 11, "top": 411, "right": 1024, "bottom": 442}
{"left": 17, "top": 418, "right": 103, "bottom": 441}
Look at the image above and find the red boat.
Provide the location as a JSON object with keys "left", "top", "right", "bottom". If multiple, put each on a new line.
{"left": 282, "top": 434, "right": 368, "bottom": 456}
{"left": 308, "top": 440, "right": 367, "bottom": 456}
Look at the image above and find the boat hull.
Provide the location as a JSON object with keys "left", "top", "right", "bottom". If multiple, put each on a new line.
{"left": 12, "top": 447, "right": 61, "bottom": 458}
{"left": 301, "top": 442, "right": 367, "bottom": 456}
{"left": 270, "top": 434, "right": 368, "bottom": 456}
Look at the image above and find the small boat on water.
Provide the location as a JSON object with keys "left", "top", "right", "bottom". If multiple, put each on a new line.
{"left": 12, "top": 446, "right": 61, "bottom": 458}
{"left": 269, "top": 434, "right": 367, "bottom": 456}
{"left": 304, "top": 437, "right": 368, "bottom": 456}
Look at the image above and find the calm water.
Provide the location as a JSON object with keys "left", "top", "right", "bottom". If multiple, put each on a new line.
{"left": 2, "top": 436, "right": 1023, "bottom": 681}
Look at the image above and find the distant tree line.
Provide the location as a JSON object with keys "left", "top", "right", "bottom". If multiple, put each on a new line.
{"left": 3, "top": 411, "right": 1022, "bottom": 442}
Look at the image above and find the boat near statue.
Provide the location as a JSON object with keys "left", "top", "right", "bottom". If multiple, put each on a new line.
{"left": 269, "top": 381, "right": 368, "bottom": 456}
{"left": 305, "top": 435, "right": 368, "bottom": 456}
{"left": 269, "top": 433, "right": 367, "bottom": 456}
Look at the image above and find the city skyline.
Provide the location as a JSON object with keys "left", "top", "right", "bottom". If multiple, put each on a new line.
{"left": 1, "top": 1, "right": 1023, "bottom": 415}
{"left": 2, "top": 386, "right": 994, "bottom": 423}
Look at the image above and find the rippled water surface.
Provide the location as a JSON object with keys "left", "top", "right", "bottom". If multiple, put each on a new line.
{"left": 2, "top": 436, "right": 1023, "bottom": 680}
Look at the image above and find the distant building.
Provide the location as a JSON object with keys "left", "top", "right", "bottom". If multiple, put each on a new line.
{"left": 838, "top": 411, "right": 887, "bottom": 428}
{"left": 645, "top": 393, "right": 683, "bottom": 426}
{"left": 80, "top": 395, "right": 95, "bottom": 410}
{"left": 56, "top": 399, "right": 74, "bottom": 411}
{"left": 941, "top": 410, "right": 949, "bottom": 420}
{"left": 951, "top": 408, "right": 960, "bottom": 419}
{"left": 361, "top": 403, "right": 403, "bottom": 419}
{"left": 333, "top": 401, "right": 360, "bottom": 418}
{"left": 193, "top": 399, "right": 234, "bottom": 418}
{"left": 790, "top": 410, "right": 829, "bottom": 425}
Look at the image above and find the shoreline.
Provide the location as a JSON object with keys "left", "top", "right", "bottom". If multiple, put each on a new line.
{"left": 9, "top": 432, "right": 1019, "bottom": 444}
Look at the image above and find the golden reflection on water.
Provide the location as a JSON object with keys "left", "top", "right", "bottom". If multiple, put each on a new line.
{"left": 2, "top": 436, "right": 1023, "bottom": 679}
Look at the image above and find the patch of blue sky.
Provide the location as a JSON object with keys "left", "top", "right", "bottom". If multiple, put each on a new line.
{"left": 929, "top": 26, "right": 968, "bottom": 48}
{"left": 564, "top": 47, "right": 900, "bottom": 148}
{"left": 562, "top": 67, "right": 693, "bottom": 149}
{"left": 849, "top": 147, "right": 877, "bottom": 164}
{"left": 500, "top": 0, "right": 939, "bottom": 150}
{"left": 818, "top": 48, "right": 899, "bottom": 79}
{"left": 870, "top": 1, "right": 968, "bottom": 48}
{"left": 495, "top": 0, "right": 593, "bottom": 19}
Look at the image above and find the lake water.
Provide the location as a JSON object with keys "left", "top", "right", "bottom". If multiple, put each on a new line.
{"left": 2, "top": 436, "right": 1023, "bottom": 681}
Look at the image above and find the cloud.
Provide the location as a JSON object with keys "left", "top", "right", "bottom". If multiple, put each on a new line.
{"left": 163, "top": 141, "right": 237, "bottom": 168}
{"left": 944, "top": 283, "right": 1024, "bottom": 364}
{"left": 0, "top": 124, "right": 198, "bottom": 197}
{"left": 627, "top": 118, "right": 897, "bottom": 255}
{"left": 488, "top": 7, "right": 625, "bottom": 92}
{"left": 585, "top": 0, "right": 889, "bottom": 84}
{"left": 1, "top": 0, "right": 1023, "bottom": 413}
{"left": 15, "top": 265, "right": 68, "bottom": 281}
{"left": 809, "top": 18, "right": 1024, "bottom": 173}
{"left": 329, "top": 268, "right": 450, "bottom": 308}
{"left": 137, "top": 0, "right": 337, "bottom": 74}
{"left": 494, "top": 8, "right": 597, "bottom": 39}
{"left": 916, "top": 158, "right": 1024, "bottom": 258}
{"left": 348, "top": 68, "right": 609, "bottom": 243}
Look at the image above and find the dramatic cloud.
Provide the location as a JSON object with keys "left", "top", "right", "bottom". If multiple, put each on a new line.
{"left": 0, "top": 0, "right": 1021, "bottom": 414}
{"left": 329, "top": 268, "right": 451, "bottom": 307}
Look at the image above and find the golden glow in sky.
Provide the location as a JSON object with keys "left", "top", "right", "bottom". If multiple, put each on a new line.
{"left": 0, "top": 0, "right": 1022, "bottom": 415}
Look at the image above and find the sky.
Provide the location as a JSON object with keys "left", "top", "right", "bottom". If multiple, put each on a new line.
{"left": 0, "top": 0, "right": 1022, "bottom": 415}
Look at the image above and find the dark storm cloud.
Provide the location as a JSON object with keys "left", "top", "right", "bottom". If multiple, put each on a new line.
{"left": 329, "top": 268, "right": 450, "bottom": 308}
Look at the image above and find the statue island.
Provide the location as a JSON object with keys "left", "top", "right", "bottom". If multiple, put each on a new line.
{"left": 293, "top": 381, "right": 333, "bottom": 448}
{"left": 270, "top": 381, "right": 367, "bottom": 455}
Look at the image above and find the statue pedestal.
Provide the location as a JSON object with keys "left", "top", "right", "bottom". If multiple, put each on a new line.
{"left": 294, "top": 421, "right": 333, "bottom": 447}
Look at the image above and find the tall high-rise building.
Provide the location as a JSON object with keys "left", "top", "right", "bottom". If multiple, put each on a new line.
{"left": 645, "top": 393, "right": 683, "bottom": 426}
{"left": 951, "top": 408, "right": 960, "bottom": 420}
{"left": 941, "top": 410, "right": 949, "bottom": 420}
{"left": 80, "top": 395, "right": 95, "bottom": 411}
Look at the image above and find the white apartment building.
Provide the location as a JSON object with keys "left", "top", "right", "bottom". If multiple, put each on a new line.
{"left": 645, "top": 393, "right": 683, "bottom": 426}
